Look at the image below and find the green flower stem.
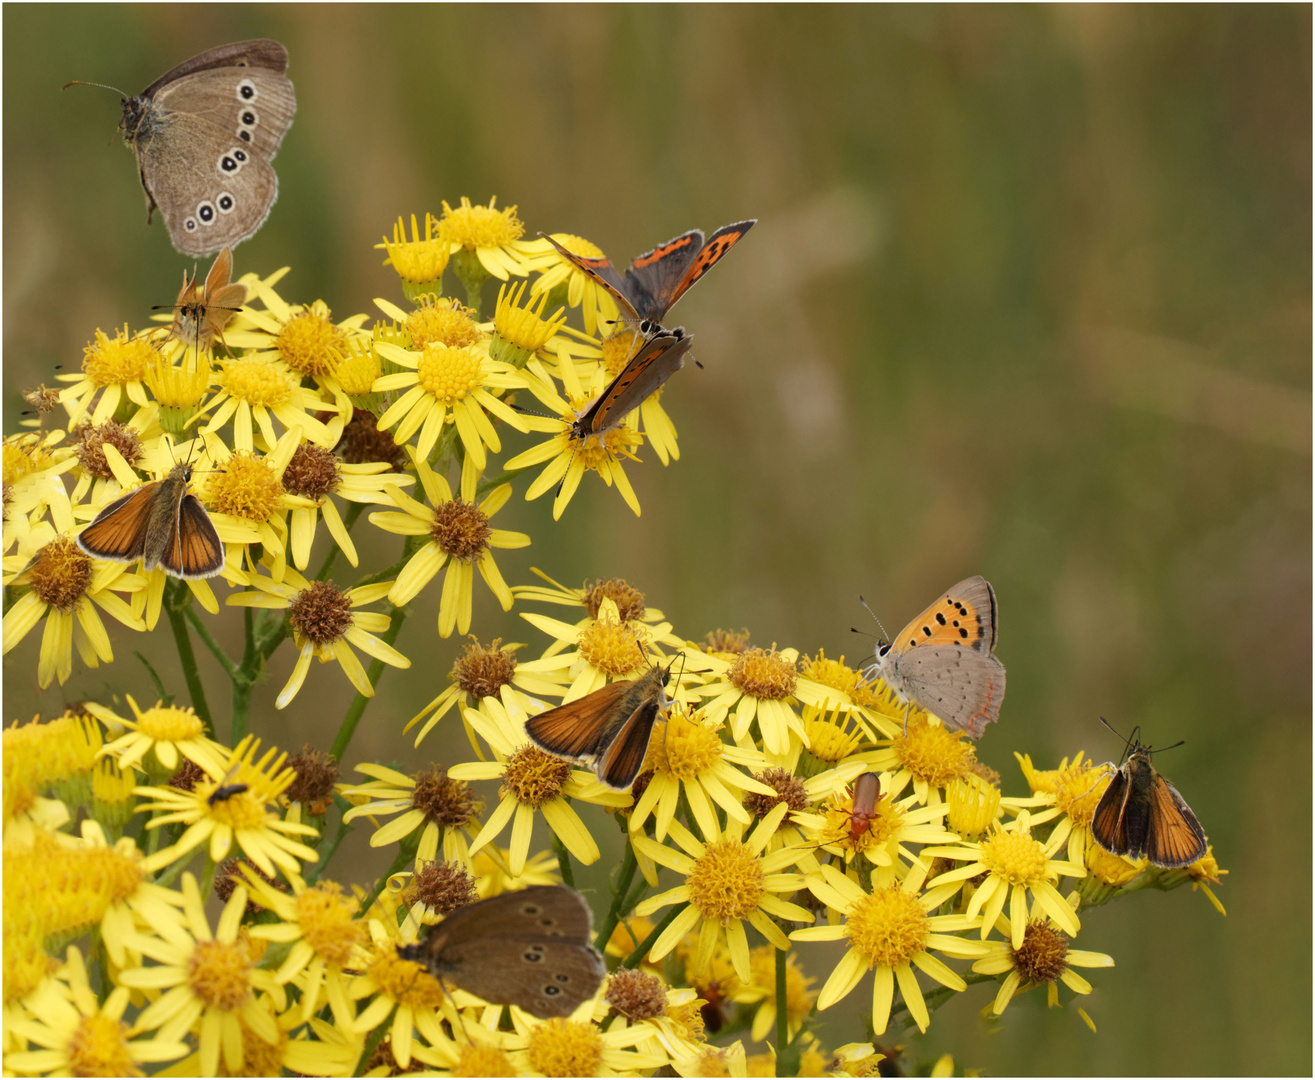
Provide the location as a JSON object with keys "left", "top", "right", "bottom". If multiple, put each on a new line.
{"left": 351, "top": 552, "right": 414, "bottom": 592}
{"left": 328, "top": 603, "right": 409, "bottom": 765}
{"left": 553, "top": 832, "right": 576, "bottom": 889}
{"left": 182, "top": 607, "right": 237, "bottom": 680}
{"left": 593, "top": 842, "right": 639, "bottom": 951}
{"left": 623, "top": 904, "right": 685, "bottom": 969}
{"left": 451, "top": 249, "right": 490, "bottom": 317}
{"left": 307, "top": 802, "right": 353, "bottom": 887}
{"left": 475, "top": 466, "right": 533, "bottom": 497}
{"left": 776, "top": 947, "right": 788, "bottom": 1075}
{"left": 164, "top": 582, "right": 213, "bottom": 734}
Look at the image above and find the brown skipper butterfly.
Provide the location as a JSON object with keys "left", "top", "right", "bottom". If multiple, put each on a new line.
{"left": 524, "top": 656, "right": 678, "bottom": 790}
{"left": 1090, "top": 718, "right": 1207, "bottom": 869}
{"left": 76, "top": 444, "right": 224, "bottom": 580}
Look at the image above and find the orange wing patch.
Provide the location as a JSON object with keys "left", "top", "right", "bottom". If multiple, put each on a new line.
{"left": 525, "top": 680, "right": 637, "bottom": 761}
{"left": 76, "top": 483, "right": 158, "bottom": 563}
{"left": 632, "top": 233, "right": 698, "bottom": 269}
{"left": 1145, "top": 776, "right": 1207, "bottom": 868}
{"left": 889, "top": 576, "right": 998, "bottom": 653}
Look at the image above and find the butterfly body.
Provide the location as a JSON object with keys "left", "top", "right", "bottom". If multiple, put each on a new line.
{"left": 525, "top": 663, "right": 672, "bottom": 790}
{"left": 169, "top": 247, "right": 248, "bottom": 354}
{"left": 864, "top": 576, "right": 1006, "bottom": 739}
{"left": 1090, "top": 726, "right": 1206, "bottom": 869}
{"left": 571, "top": 323, "right": 694, "bottom": 442}
{"left": 101, "top": 40, "right": 295, "bottom": 255}
{"left": 207, "top": 783, "right": 248, "bottom": 806}
{"left": 77, "top": 462, "right": 224, "bottom": 580}
{"left": 543, "top": 219, "right": 755, "bottom": 329}
{"left": 396, "top": 886, "right": 604, "bottom": 1018}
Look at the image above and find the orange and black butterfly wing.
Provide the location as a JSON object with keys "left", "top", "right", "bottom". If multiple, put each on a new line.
{"left": 623, "top": 229, "right": 705, "bottom": 321}
{"left": 653, "top": 220, "right": 756, "bottom": 317}
{"left": 595, "top": 692, "right": 663, "bottom": 790}
{"left": 525, "top": 679, "right": 638, "bottom": 762}
{"left": 1090, "top": 765, "right": 1132, "bottom": 856}
{"left": 575, "top": 329, "right": 694, "bottom": 438}
{"left": 159, "top": 494, "right": 225, "bottom": 579}
{"left": 1144, "top": 776, "right": 1207, "bottom": 868}
{"left": 76, "top": 483, "right": 158, "bottom": 564}
{"left": 891, "top": 576, "right": 999, "bottom": 656}
{"left": 540, "top": 234, "right": 641, "bottom": 323}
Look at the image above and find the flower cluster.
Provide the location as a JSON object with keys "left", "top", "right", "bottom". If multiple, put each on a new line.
{"left": 2, "top": 197, "right": 1227, "bottom": 1077}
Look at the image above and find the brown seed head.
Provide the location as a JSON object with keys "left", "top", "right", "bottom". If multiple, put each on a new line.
{"left": 1010, "top": 920, "right": 1071, "bottom": 985}
{"left": 288, "top": 580, "right": 354, "bottom": 646}
{"left": 26, "top": 536, "right": 93, "bottom": 611}
{"left": 285, "top": 745, "right": 340, "bottom": 811}
{"left": 451, "top": 638, "right": 518, "bottom": 699}
{"left": 606, "top": 968, "right": 668, "bottom": 1022}
{"left": 412, "top": 766, "right": 481, "bottom": 827}
{"left": 405, "top": 859, "right": 479, "bottom": 916}
{"left": 585, "top": 578, "right": 647, "bottom": 623}
{"left": 743, "top": 767, "right": 810, "bottom": 821}
{"left": 281, "top": 443, "right": 342, "bottom": 500}
{"left": 430, "top": 499, "right": 491, "bottom": 561}
{"left": 337, "top": 409, "right": 408, "bottom": 470}
{"left": 75, "top": 420, "right": 142, "bottom": 479}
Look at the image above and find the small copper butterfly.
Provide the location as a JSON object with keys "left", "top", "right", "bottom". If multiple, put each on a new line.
{"left": 863, "top": 576, "right": 1006, "bottom": 739}
{"left": 569, "top": 322, "right": 694, "bottom": 441}
{"left": 542, "top": 220, "right": 756, "bottom": 329}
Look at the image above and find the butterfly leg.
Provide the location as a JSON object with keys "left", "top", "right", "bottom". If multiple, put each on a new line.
{"left": 437, "top": 975, "right": 473, "bottom": 1042}
{"left": 1076, "top": 763, "right": 1115, "bottom": 803}
{"left": 902, "top": 700, "right": 910, "bottom": 737}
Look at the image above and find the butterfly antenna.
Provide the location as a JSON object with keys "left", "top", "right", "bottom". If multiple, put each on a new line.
{"left": 857, "top": 595, "right": 890, "bottom": 644}
{"left": 1149, "top": 739, "right": 1186, "bottom": 756}
{"left": 61, "top": 79, "right": 126, "bottom": 95}
{"left": 554, "top": 426, "right": 585, "bottom": 500}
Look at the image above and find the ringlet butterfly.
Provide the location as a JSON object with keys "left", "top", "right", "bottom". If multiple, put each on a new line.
{"left": 861, "top": 576, "right": 1006, "bottom": 738}
{"left": 395, "top": 885, "right": 605, "bottom": 1018}
{"left": 65, "top": 40, "right": 296, "bottom": 256}
{"left": 524, "top": 654, "right": 680, "bottom": 790}
{"left": 76, "top": 440, "right": 225, "bottom": 580}
{"left": 1089, "top": 718, "right": 1207, "bottom": 869}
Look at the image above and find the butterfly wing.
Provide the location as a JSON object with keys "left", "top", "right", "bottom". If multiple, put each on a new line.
{"left": 139, "top": 39, "right": 290, "bottom": 97}
{"left": 1089, "top": 765, "right": 1132, "bottom": 856}
{"left": 76, "top": 483, "right": 157, "bottom": 563}
{"left": 1144, "top": 776, "right": 1207, "bottom": 868}
{"left": 890, "top": 576, "right": 1000, "bottom": 655}
{"left": 438, "top": 938, "right": 605, "bottom": 1018}
{"left": 576, "top": 329, "right": 694, "bottom": 438}
{"left": 889, "top": 646, "right": 1005, "bottom": 738}
{"left": 639, "top": 219, "right": 757, "bottom": 319}
{"left": 595, "top": 691, "right": 663, "bottom": 790}
{"left": 525, "top": 679, "right": 639, "bottom": 762}
{"left": 410, "top": 886, "right": 604, "bottom": 1018}
{"left": 139, "top": 66, "right": 294, "bottom": 256}
{"left": 622, "top": 229, "right": 706, "bottom": 322}
{"left": 158, "top": 494, "right": 225, "bottom": 580}
{"left": 540, "top": 234, "right": 641, "bottom": 323}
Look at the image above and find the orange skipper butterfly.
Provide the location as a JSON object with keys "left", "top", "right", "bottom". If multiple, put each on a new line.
{"left": 166, "top": 246, "right": 248, "bottom": 355}
{"left": 77, "top": 445, "right": 224, "bottom": 580}
{"left": 1090, "top": 718, "right": 1207, "bottom": 869}
{"left": 524, "top": 656, "right": 678, "bottom": 790}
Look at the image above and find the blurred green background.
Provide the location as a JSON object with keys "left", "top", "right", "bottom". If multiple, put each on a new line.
{"left": 4, "top": 4, "right": 1310, "bottom": 1074}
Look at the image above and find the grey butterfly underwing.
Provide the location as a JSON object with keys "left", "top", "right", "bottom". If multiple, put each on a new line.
{"left": 68, "top": 39, "right": 296, "bottom": 256}
{"left": 395, "top": 885, "right": 605, "bottom": 1018}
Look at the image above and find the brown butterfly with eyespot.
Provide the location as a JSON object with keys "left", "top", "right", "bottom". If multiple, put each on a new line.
{"left": 160, "top": 246, "right": 248, "bottom": 357}
{"left": 525, "top": 654, "right": 680, "bottom": 790}
{"left": 76, "top": 441, "right": 224, "bottom": 580}
{"left": 396, "top": 885, "right": 605, "bottom": 1018}
{"left": 1089, "top": 718, "right": 1207, "bottom": 869}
